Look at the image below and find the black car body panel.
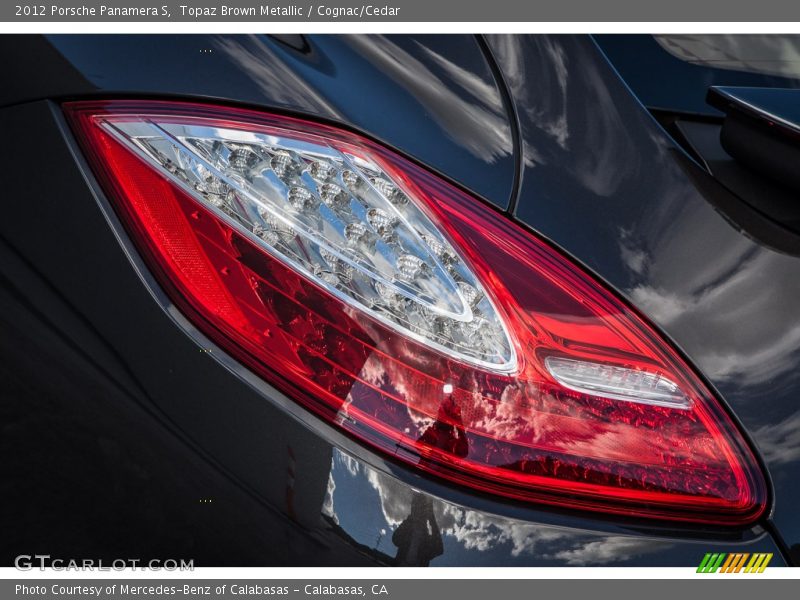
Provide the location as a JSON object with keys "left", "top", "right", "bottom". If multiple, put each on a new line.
{"left": 0, "top": 34, "right": 796, "bottom": 566}
{"left": 1, "top": 34, "right": 514, "bottom": 210}
{"left": 594, "top": 34, "right": 800, "bottom": 117}
{"left": 486, "top": 34, "right": 800, "bottom": 561}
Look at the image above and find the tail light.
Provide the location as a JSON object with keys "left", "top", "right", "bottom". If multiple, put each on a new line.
{"left": 66, "top": 100, "right": 766, "bottom": 524}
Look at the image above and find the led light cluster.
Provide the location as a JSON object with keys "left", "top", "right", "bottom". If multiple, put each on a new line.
{"left": 101, "top": 117, "right": 515, "bottom": 371}
{"left": 69, "top": 101, "right": 767, "bottom": 525}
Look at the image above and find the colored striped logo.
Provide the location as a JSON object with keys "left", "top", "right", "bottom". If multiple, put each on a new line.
{"left": 697, "top": 553, "right": 773, "bottom": 573}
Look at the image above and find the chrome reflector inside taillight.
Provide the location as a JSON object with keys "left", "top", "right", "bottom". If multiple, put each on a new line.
{"left": 100, "top": 116, "right": 515, "bottom": 371}
{"left": 67, "top": 100, "right": 767, "bottom": 525}
{"left": 544, "top": 356, "right": 690, "bottom": 409}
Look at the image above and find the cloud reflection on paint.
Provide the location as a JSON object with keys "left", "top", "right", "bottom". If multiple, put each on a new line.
{"left": 345, "top": 36, "right": 513, "bottom": 164}
{"left": 613, "top": 196, "right": 800, "bottom": 390}
{"left": 487, "top": 34, "right": 645, "bottom": 195}
{"left": 212, "top": 35, "right": 340, "bottom": 116}
{"left": 754, "top": 412, "right": 800, "bottom": 467}
{"left": 323, "top": 448, "right": 674, "bottom": 564}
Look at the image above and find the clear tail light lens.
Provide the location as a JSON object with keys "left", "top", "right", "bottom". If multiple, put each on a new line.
{"left": 67, "top": 101, "right": 767, "bottom": 524}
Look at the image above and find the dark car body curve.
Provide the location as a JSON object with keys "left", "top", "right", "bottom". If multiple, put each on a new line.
{"left": 0, "top": 34, "right": 797, "bottom": 566}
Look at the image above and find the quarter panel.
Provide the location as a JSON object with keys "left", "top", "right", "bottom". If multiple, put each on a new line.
{"left": 488, "top": 34, "right": 800, "bottom": 562}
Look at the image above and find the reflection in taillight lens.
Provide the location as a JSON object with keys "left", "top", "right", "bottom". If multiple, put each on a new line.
{"left": 66, "top": 100, "right": 766, "bottom": 524}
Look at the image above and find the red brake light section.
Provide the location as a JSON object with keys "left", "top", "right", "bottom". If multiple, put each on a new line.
{"left": 66, "top": 100, "right": 767, "bottom": 524}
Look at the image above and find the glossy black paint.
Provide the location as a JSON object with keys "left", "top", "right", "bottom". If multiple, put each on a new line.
{"left": 672, "top": 119, "right": 800, "bottom": 244}
{"left": 708, "top": 86, "right": 800, "bottom": 134}
{"left": 486, "top": 34, "right": 800, "bottom": 562}
{"left": 594, "top": 35, "right": 800, "bottom": 117}
{"left": 0, "top": 34, "right": 796, "bottom": 566}
{"left": 707, "top": 86, "right": 800, "bottom": 196}
{"left": 0, "top": 34, "right": 514, "bottom": 210}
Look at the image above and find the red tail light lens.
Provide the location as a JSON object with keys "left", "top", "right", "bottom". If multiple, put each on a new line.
{"left": 66, "top": 100, "right": 767, "bottom": 524}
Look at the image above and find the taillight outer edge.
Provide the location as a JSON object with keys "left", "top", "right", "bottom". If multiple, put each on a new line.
{"left": 63, "top": 99, "right": 769, "bottom": 527}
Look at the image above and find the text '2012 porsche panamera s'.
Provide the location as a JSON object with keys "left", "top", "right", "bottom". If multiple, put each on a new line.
{"left": 1, "top": 34, "right": 799, "bottom": 567}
